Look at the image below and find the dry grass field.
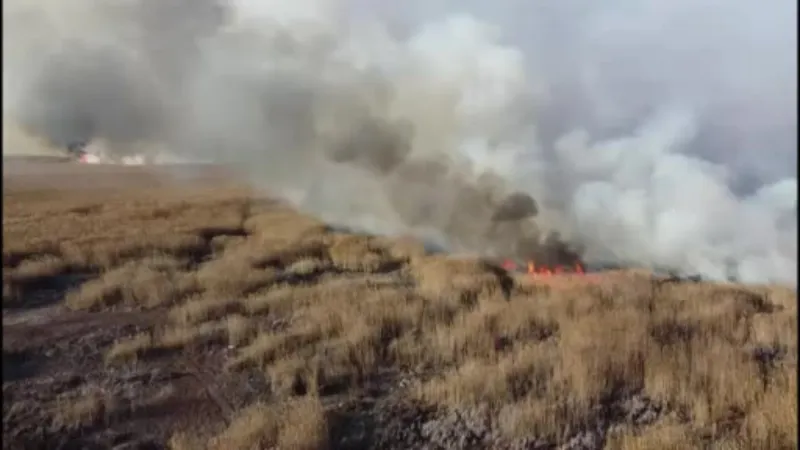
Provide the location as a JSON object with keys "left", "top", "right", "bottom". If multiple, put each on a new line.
{"left": 3, "top": 162, "right": 797, "bottom": 450}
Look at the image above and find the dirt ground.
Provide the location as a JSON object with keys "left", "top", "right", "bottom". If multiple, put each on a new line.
{"left": 3, "top": 161, "right": 797, "bottom": 450}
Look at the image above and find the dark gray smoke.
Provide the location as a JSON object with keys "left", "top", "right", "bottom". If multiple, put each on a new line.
{"left": 3, "top": 0, "right": 796, "bottom": 284}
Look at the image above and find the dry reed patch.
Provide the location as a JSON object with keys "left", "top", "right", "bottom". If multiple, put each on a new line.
{"left": 216, "top": 231, "right": 334, "bottom": 274}
{"left": 65, "top": 259, "right": 199, "bottom": 311}
{"left": 5, "top": 254, "right": 69, "bottom": 281}
{"left": 750, "top": 311, "right": 796, "bottom": 356}
{"left": 224, "top": 314, "right": 258, "bottom": 347}
{"left": 3, "top": 237, "right": 62, "bottom": 269}
{"left": 607, "top": 369, "right": 797, "bottom": 450}
{"left": 157, "top": 321, "right": 227, "bottom": 351}
{"left": 413, "top": 278, "right": 796, "bottom": 444}
{"left": 167, "top": 284, "right": 406, "bottom": 368}
{"left": 605, "top": 421, "right": 695, "bottom": 450}
{"left": 230, "top": 284, "right": 425, "bottom": 393}
{"left": 252, "top": 238, "right": 331, "bottom": 271}
{"left": 555, "top": 306, "right": 648, "bottom": 402}
{"left": 4, "top": 185, "right": 251, "bottom": 272}
{"left": 372, "top": 234, "right": 430, "bottom": 262}
{"left": 763, "top": 284, "right": 797, "bottom": 313}
{"left": 285, "top": 257, "right": 332, "bottom": 277}
{"left": 3, "top": 254, "right": 71, "bottom": 305}
{"left": 325, "top": 234, "right": 398, "bottom": 272}
{"left": 106, "top": 321, "right": 229, "bottom": 365}
{"left": 410, "top": 255, "right": 512, "bottom": 302}
{"left": 267, "top": 355, "right": 326, "bottom": 398}
{"left": 168, "top": 293, "right": 243, "bottom": 327}
{"left": 305, "top": 291, "right": 423, "bottom": 386}
{"left": 167, "top": 432, "right": 206, "bottom": 450}
{"left": 417, "top": 343, "right": 557, "bottom": 409}
{"left": 404, "top": 293, "right": 559, "bottom": 369}
{"left": 57, "top": 232, "right": 207, "bottom": 270}
{"left": 209, "top": 234, "right": 248, "bottom": 255}
{"left": 239, "top": 279, "right": 358, "bottom": 319}
{"left": 741, "top": 368, "right": 797, "bottom": 449}
{"left": 640, "top": 283, "right": 796, "bottom": 447}
{"left": 415, "top": 304, "right": 649, "bottom": 441}
{"left": 198, "top": 396, "right": 328, "bottom": 450}
{"left": 193, "top": 258, "right": 279, "bottom": 297}
{"left": 228, "top": 322, "right": 340, "bottom": 373}
{"left": 4, "top": 182, "right": 261, "bottom": 308}
{"left": 243, "top": 207, "right": 330, "bottom": 241}
{"left": 417, "top": 343, "right": 579, "bottom": 442}
{"left": 276, "top": 396, "right": 330, "bottom": 450}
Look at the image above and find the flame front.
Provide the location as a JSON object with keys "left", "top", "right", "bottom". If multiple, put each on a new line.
{"left": 526, "top": 261, "right": 585, "bottom": 276}
{"left": 502, "top": 259, "right": 585, "bottom": 276}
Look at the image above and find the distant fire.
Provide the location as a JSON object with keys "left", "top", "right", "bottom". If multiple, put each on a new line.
{"left": 501, "top": 258, "right": 705, "bottom": 284}
{"left": 502, "top": 259, "right": 586, "bottom": 276}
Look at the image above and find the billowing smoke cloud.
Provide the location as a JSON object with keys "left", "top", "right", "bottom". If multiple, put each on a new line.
{"left": 3, "top": 0, "right": 796, "bottom": 285}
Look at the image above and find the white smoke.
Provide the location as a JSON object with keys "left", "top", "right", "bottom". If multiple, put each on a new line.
{"left": 3, "top": 0, "right": 796, "bottom": 285}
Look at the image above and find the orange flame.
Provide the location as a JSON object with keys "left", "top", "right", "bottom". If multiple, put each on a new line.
{"left": 526, "top": 261, "right": 586, "bottom": 276}
{"left": 502, "top": 260, "right": 517, "bottom": 271}
{"left": 503, "top": 259, "right": 587, "bottom": 277}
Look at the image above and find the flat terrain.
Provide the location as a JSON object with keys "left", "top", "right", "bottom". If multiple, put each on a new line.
{"left": 3, "top": 162, "right": 797, "bottom": 450}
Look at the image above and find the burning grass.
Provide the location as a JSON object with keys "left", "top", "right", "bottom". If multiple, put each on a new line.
{"left": 4, "top": 173, "right": 797, "bottom": 449}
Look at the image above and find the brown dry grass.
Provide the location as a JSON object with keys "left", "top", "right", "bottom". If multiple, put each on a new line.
{"left": 168, "top": 396, "right": 328, "bottom": 450}
{"left": 4, "top": 174, "right": 797, "bottom": 450}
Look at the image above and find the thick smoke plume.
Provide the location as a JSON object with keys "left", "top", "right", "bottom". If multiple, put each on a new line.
{"left": 3, "top": 0, "right": 797, "bottom": 285}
